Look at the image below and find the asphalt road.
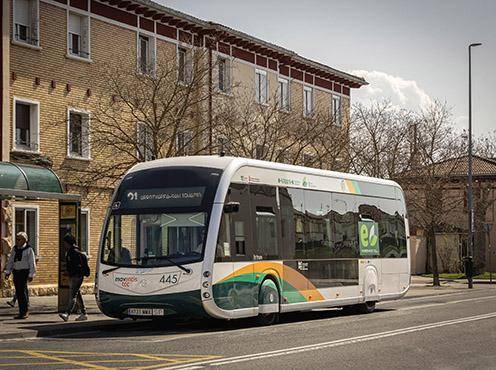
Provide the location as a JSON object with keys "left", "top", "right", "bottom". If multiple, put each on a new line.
{"left": 1, "top": 288, "right": 495, "bottom": 370}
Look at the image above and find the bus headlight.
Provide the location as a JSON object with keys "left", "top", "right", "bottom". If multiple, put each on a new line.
{"left": 202, "top": 281, "right": 209, "bottom": 288}
{"left": 203, "top": 271, "right": 211, "bottom": 278}
{"left": 203, "top": 292, "right": 211, "bottom": 299}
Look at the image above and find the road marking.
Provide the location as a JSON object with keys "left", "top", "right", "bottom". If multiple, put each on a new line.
{"left": 157, "top": 311, "right": 496, "bottom": 369}
{"left": 20, "top": 350, "right": 112, "bottom": 370}
{"left": 0, "top": 350, "right": 220, "bottom": 370}
{"left": 377, "top": 290, "right": 477, "bottom": 304}
{"left": 397, "top": 295, "right": 496, "bottom": 311}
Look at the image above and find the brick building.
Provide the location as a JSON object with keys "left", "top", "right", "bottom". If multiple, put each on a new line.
{"left": 407, "top": 156, "right": 496, "bottom": 274}
{"left": 0, "top": 0, "right": 366, "bottom": 295}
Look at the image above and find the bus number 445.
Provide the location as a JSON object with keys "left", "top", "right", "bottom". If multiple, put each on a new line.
{"left": 159, "top": 274, "right": 180, "bottom": 285}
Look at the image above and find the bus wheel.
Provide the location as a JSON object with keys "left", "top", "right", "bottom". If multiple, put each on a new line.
{"left": 343, "top": 301, "right": 376, "bottom": 315}
{"left": 255, "top": 278, "right": 280, "bottom": 326}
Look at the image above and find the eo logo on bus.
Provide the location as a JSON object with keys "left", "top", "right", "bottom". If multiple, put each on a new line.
{"left": 359, "top": 220, "right": 380, "bottom": 256}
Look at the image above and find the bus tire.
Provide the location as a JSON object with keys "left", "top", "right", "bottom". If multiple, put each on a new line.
{"left": 343, "top": 301, "right": 376, "bottom": 315}
{"left": 255, "top": 278, "right": 280, "bottom": 326}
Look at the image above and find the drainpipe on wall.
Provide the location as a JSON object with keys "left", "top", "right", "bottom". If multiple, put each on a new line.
{"left": 208, "top": 43, "right": 213, "bottom": 155}
{"left": 0, "top": 0, "right": 11, "bottom": 295}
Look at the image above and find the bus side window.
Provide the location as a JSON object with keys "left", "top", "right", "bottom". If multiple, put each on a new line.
{"left": 279, "top": 187, "right": 296, "bottom": 259}
{"left": 215, "top": 214, "right": 231, "bottom": 262}
{"left": 331, "top": 193, "right": 359, "bottom": 258}
{"left": 216, "top": 183, "right": 252, "bottom": 262}
{"left": 251, "top": 185, "right": 279, "bottom": 260}
{"left": 284, "top": 188, "right": 305, "bottom": 259}
{"left": 304, "top": 189, "right": 332, "bottom": 259}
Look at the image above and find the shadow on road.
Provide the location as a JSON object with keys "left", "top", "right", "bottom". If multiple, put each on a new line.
{"left": 24, "top": 307, "right": 393, "bottom": 339}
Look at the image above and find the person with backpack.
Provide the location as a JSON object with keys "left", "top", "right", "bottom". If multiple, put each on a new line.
{"left": 59, "top": 234, "right": 90, "bottom": 322}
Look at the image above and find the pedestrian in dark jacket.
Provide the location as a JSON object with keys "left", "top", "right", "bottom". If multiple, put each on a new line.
{"left": 4, "top": 232, "right": 36, "bottom": 319}
{"left": 59, "top": 234, "right": 88, "bottom": 322}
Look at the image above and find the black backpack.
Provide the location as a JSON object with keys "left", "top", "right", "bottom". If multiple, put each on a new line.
{"left": 79, "top": 252, "right": 91, "bottom": 278}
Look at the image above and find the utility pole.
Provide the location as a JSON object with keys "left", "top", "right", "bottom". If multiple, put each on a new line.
{"left": 467, "top": 42, "right": 482, "bottom": 289}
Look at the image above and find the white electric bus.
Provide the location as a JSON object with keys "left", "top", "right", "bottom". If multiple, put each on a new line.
{"left": 95, "top": 156, "right": 410, "bottom": 324}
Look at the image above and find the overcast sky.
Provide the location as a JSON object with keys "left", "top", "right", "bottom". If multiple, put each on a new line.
{"left": 157, "top": 0, "right": 494, "bottom": 137}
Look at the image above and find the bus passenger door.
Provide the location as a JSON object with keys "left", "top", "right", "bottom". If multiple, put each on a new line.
{"left": 212, "top": 211, "right": 234, "bottom": 310}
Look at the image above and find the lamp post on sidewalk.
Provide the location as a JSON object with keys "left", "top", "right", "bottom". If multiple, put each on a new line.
{"left": 467, "top": 42, "right": 482, "bottom": 289}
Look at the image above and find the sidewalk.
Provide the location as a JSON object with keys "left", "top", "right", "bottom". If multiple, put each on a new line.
{"left": 406, "top": 275, "right": 493, "bottom": 298}
{"left": 1, "top": 279, "right": 494, "bottom": 340}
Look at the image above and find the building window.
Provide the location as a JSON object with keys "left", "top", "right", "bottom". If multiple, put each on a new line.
{"left": 255, "top": 69, "right": 268, "bottom": 104}
{"left": 68, "top": 110, "right": 90, "bottom": 158}
{"left": 80, "top": 209, "right": 90, "bottom": 255}
{"left": 14, "top": 98, "right": 39, "bottom": 152}
{"left": 332, "top": 95, "right": 342, "bottom": 126}
{"left": 178, "top": 47, "right": 193, "bottom": 84}
{"left": 14, "top": 207, "right": 38, "bottom": 255}
{"left": 278, "top": 78, "right": 290, "bottom": 111}
{"left": 13, "top": 0, "right": 39, "bottom": 46}
{"left": 137, "top": 122, "right": 154, "bottom": 161}
{"left": 68, "top": 12, "right": 90, "bottom": 59}
{"left": 176, "top": 130, "right": 193, "bottom": 156}
{"left": 303, "top": 86, "right": 314, "bottom": 117}
{"left": 138, "top": 34, "right": 155, "bottom": 74}
{"left": 218, "top": 57, "right": 231, "bottom": 93}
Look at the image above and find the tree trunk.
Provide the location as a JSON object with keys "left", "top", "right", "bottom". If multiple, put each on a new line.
{"left": 427, "top": 227, "right": 440, "bottom": 286}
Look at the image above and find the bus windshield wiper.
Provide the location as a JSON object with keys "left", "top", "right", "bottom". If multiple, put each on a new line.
{"left": 141, "top": 256, "right": 192, "bottom": 274}
{"left": 102, "top": 266, "right": 121, "bottom": 275}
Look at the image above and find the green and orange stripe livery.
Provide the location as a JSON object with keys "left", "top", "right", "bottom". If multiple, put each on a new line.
{"left": 217, "top": 262, "right": 325, "bottom": 304}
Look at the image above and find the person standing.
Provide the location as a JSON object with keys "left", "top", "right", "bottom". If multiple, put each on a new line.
{"left": 4, "top": 232, "right": 36, "bottom": 319}
{"left": 59, "top": 234, "right": 89, "bottom": 322}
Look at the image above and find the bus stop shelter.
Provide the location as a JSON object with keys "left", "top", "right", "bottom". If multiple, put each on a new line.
{"left": 0, "top": 161, "right": 80, "bottom": 309}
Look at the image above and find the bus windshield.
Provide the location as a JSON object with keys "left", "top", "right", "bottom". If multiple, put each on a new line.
{"left": 102, "top": 212, "right": 207, "bottom": 267}
{"left": 101, "top": 166, "right": 222, "bottom": 268}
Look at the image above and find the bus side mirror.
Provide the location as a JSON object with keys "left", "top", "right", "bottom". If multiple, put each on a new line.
{"left": 224, "top": 202, "right": 240, "bottom": 213}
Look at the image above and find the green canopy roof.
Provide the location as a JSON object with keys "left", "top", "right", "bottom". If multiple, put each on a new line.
{"left": 0, "top": 162, "right": 79, "bottom": 201}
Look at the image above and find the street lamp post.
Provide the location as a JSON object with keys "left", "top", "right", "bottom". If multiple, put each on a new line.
{"left": 467, "top": 42, "right": 482, "bottom": 289}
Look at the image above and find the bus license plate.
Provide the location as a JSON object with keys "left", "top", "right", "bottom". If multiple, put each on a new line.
{"left": 128, "top": 308, "right": 164, "bottom": 316}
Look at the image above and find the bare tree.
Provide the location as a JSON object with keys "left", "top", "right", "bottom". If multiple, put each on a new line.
{"left": 58, "top": 46, "right": 220, "bottom": 194}
{"left": 397, "top": 102, "right": 466, "bottom": 286}
{"left": 349, "top": 100, "right": 467, "bottom": 286}
{"left": 213, "top": 89, "right": 350, "bottom": 170}
{"left": 349, "top": 100, "right": 413, "bottom": 178}
{"left": 475, "top": 130, "right": 496, "bottom": 159}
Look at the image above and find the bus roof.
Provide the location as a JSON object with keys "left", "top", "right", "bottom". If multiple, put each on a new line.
{"left": 128, "top": 156, "right": 401, "bottom": 190}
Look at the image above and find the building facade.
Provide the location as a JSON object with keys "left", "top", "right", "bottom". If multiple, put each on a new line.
{"left": 0, "top": 0, "right": 366, "bottom": 295}
{"left": 406, "top": 156, "right": 496, "bottom": 274}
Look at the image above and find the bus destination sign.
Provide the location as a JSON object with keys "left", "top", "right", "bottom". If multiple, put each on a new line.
{"left": 121, "top": 187, "right": 205, "bottom": 209}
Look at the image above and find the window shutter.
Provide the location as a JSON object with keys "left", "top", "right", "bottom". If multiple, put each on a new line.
{"left": 69, "top": 13, "right": 81, "bottom": 34}
{"left": 80, "top": 17, "right": 90, "bottom": 57}
{"left": 149, "top": 37, "right": 156, "bottom": 73}
{"left": 29, "top": 0, "right": 39, "bottom": 45}
{"left": 82, "top": 114, "right": 90, "bottom": 157}
{"left": 186, "top": 50, "right": 193, "bottom": 83}
{"left": 255, "top": 73, "right": 261, "bottom": 102}
{"left": 15, "top": 0, "right": 30, "bottom": 26}
{"left": 224, "top": 59, "right": 231, "bottom": 92}
{"left": 261, "top": 74, "right": 267, "bottom": 103}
